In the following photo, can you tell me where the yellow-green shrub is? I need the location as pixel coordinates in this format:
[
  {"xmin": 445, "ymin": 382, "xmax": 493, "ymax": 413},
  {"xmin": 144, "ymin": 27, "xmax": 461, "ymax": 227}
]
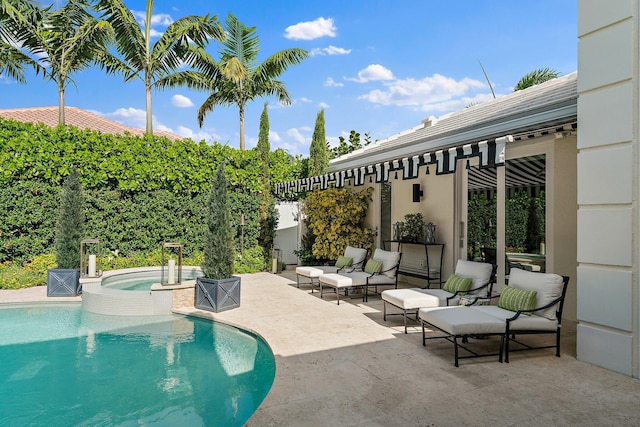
[{"xmin": 303, "ymin": 187, "xmax": 375, "ymax": 260}]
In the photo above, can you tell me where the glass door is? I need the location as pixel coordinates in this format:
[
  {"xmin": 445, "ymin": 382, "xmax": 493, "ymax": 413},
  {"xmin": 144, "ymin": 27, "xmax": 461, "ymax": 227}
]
[{"xmin": 380, "ymin": 182, "xmax": 392, "ymax": 247}]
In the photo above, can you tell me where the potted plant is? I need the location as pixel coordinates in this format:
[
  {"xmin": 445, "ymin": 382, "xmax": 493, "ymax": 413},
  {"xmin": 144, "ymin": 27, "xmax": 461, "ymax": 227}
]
[
  {"xmin": 47, "ymin": 168, "xmax": 84, "ymax": 296},
  {"xmin": 400, "ymin": 213, "xmax": 425, "ymax": 242},
  {"xmin": 195, "ymin": 163, "xmax": 241, "ymax": 312}
]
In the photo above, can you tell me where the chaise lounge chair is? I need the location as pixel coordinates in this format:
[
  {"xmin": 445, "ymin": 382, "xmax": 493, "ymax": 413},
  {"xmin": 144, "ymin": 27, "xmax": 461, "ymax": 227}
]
[
  {"xmin": 295, "ymin": 246, "xmax": 368, "ymax": 292},
  {"xmin": 419, "ymin": 268, "xmax": 569, "ymax": 366},
  {"xmin": 381, "ymin": 259, "xmax": 496, "ymax": 333},
  {"xmin": 318, "ymin": 248, "xmax": 402, "ymax": 304}
]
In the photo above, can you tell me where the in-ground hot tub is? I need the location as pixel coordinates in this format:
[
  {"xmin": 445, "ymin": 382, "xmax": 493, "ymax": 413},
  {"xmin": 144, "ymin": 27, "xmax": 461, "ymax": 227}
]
[{"xmin": 81, "ymin": 266, "xmax": 203, "ymax": 316}]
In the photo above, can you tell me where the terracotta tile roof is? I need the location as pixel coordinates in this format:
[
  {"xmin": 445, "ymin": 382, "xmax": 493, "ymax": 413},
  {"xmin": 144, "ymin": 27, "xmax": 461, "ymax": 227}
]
[{"xmin": 0, "ymin": 106, "xmax": 183, "ymax": 140}]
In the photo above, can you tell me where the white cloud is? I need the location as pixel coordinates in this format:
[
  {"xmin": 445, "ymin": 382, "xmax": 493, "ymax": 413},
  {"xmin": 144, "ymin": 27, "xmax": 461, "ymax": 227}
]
[
  {"xmin": 359, "ymin": 74, "xmax": 486, "ymax": 109},
  {"xmin": 175, "ymin": 125, "xmax": 216, "ymax": 142},
  {"xmin": 324, "ymin": 77, "xmax": 343, "ymax": 87},
  {"xmin": 150, "ymin": 13, "xmax": 173, "ymax": 26},
  {"xmin": 103, "ymin": 107, "xmax": 148, "ymax": 129},
  {"xmin": 286, "ymin": 128, "xmax": 306, "ymax": 143},
  {"xmin": 319, "ymin": 102, "xmax": 330, "ymax": 109},
  {"xmin": 310, "ymin": 45, "xmax": 351, "ymax": 56},
  {"xmin": 269, "ymin": 131, "xmax": 282, "ymax": 142},
  {"xmin": 284, "ymin": 17, "xmax": 336, "ymax": 40},
  {"xmin": 171, "ymin": 94, "xmax": 194, "ymax": 108},
  {"xmin": 298, "ymin": 97, "xmax": 312, "ymax": 103},
  {"xmin": 131, "ymin": 11, "xmax": 173, "ymax": 38},
  {"xmin": 347, "ymin": 64, "xmax": 394, "ymax": 83}
]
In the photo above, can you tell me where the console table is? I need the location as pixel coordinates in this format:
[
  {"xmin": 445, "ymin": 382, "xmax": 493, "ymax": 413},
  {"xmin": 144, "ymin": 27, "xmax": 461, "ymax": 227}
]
[{"xmin": 383, "ymin": 240, "xmax": 445, "ymax": 288}]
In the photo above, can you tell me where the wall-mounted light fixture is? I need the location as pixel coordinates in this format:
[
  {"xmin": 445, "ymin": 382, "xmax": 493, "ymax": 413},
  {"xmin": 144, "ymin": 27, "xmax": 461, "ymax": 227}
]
[{"xmin": 412, "ymin": 183, "xmax": 423, "ymax": 202}]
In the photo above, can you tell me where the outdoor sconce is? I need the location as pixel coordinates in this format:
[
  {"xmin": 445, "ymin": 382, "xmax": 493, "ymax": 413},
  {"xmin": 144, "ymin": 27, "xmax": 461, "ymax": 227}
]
[
  {"xmin": 413, "ymin": 183, "xmax": 424, "ymax": 202},
  {"xmin": 161, "ymin": 242, "xmax": 183, "ymax": 285},
  {"xmin": 80, "ymin": 238, "xmax": 102, "ymax": 278}
]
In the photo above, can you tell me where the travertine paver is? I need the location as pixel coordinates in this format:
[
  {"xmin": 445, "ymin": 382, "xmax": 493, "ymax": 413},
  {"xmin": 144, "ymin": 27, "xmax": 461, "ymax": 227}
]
[{"xmin": 3, "ymin": 271, "xmax": 640, "ymax": 426}]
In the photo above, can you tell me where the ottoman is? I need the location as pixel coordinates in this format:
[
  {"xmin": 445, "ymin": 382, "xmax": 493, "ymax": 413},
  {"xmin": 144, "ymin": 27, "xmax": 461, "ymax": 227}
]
[
  {"xmin": 418, "ymin": 306, "xmax": 506, "ymax": 366},
  {"xmin": 318, "ymin": 273, "xmax": 354, "ymax": 305},
  {"xmin": 296, "ymin": 266, "xmax": 339, "ymax": 292}
]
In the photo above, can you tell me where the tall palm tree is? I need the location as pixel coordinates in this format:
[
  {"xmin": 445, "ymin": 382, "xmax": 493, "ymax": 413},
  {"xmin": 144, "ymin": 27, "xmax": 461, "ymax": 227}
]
[
  {"xmin": 196, "ymin": 13, "xmax": 308, "ymax": 150},
  {"xmin": 0, "ymin": 0, "xmax": 43, "ymax": 83},
  {"xmin": 2, "ymin": 0, "xmax": 113, "ymax": 125},
  {"xmin": 514, "ymin": 68, "xmax": 560, "ymax": 91},
  {"xmin": 95, "ymin": 0, "xmax": 225, "ymax": 136}
]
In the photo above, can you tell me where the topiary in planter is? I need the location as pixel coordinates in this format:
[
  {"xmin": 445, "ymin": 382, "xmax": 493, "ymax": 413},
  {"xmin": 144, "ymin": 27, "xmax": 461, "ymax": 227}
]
[
  {"xmin": 196, "ymin": 163, "xmax": 240, "ymax": 312},
  {"xmin": 48, "ymin": 168, "xmax": 84, "ymax": 296}
]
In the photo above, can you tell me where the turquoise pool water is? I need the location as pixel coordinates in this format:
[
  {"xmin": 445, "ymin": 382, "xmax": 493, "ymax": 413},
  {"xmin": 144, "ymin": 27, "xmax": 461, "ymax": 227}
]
[{"xmin": 0, "ymin": 304, "xmax": 275, "ymax": 426}]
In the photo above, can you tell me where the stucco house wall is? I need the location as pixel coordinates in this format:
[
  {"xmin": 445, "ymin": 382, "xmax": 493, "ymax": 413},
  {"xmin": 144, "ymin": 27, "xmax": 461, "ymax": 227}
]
[{"xmin": 576, "ymin": 0, "xmax": 638, "ymax": 376}]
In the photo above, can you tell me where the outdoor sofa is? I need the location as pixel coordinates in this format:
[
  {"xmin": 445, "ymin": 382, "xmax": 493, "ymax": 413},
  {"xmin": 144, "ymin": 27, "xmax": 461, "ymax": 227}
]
[
  {"xmin": 419, "ymin": 268, "xmax": 570, "ymax": 366},
  {"xmin": 318, "ymin": 248, "xmax": 402, "ymax": 305},
  {"xmin": 295, "ymin": 246, "xmax": 368, "ymax": 292},
  {"xmin": 381, "ymin": 259, "xmax": 496, "ymax": 333}
]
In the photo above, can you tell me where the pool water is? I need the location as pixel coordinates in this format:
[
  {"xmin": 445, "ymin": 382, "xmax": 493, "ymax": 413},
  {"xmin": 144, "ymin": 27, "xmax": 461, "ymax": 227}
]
[{"xmin": 0, "ymin": 304, "xmax": 275, "ymax": 426}]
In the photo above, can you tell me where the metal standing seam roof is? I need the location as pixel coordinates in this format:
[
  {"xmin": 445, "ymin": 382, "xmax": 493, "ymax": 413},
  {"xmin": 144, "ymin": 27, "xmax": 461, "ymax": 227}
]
[
  {"xmin": 329, "ymin": 72, "xmax": 578, "ymax": 172},
  {"xmin": 0, "ymin": 106, "xmax": 184, "ymax": 140}
]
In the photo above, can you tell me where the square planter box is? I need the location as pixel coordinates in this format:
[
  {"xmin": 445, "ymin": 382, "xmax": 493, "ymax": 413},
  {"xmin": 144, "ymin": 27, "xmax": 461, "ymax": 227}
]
[
  {"xmin": 47, "ymin": 268, "xmax": 81, "ymax": 297},
  {"xmin": 195, "ymin": 276, "xmax": 241, "ymax": 313}
]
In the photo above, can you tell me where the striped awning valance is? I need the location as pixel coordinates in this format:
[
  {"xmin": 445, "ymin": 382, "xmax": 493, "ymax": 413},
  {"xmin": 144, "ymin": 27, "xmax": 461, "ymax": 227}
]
[{"xmin": 275, "ymin": 136, "xmax": 510, "ymax": 195}]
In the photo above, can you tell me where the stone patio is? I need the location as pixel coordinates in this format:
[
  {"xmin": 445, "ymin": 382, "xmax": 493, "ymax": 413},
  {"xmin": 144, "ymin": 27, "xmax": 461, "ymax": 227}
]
[{"xmin": 2, "ymin": 270, "xmax": 639, "ymax": 426}]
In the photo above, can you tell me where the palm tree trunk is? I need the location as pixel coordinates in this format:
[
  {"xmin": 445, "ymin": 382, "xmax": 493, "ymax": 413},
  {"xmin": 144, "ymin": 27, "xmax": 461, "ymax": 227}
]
[
  {"xmin": 145, "ymin": 82, "xmax": 153, "ymax": 136},
  {"xmin": 239, "ymin": 104, "xmax": 245, "ymax": 150},
  {"xmin": 58, "ymin": 83, "xmax": 65, "ymax": 126}
]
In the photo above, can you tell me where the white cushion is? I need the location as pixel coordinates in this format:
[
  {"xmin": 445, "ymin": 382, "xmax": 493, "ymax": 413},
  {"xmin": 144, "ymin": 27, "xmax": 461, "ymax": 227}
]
[
  {"xmin": 343, "ymin": 246, "xmax": 368, "ymax": 268},
  {"xmin": 382, "ymin": 288, "xmax": 441, "ymax": 309},
  {"xmin": 473, "ymin": 306, "xmax": 558, "ymax": 331},
  {"xmin": 419, "ymin": 306, "xmax": 505, "ymax": 335},
  {"xmin": 420, "ymin": 288, "xmax": 461, "ymax": 306},
  {"xmin": 319, "ymin": 273, "xmax": 353, "ymax": 288},
  {"xmin": 372, "ymin": 248, "xmax": 401, "ymax": 279},
  {"xmin": 296, "ymin": 266, "xmax": 338, "ymax": 278},
  {"xmin": 328, "ymin": 271, "xmax": 370, "ymax": 286},
  {"xmin": 508, "ymin": 268, "xmax": 564, "ymax": 320},
  {"xmin": 454, "ymin": 259, "xmax": 494, "ymax": 294}
]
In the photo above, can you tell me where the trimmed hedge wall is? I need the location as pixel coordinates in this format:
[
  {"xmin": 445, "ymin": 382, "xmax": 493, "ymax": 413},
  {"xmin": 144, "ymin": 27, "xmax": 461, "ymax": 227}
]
[{"xmin": 0, "ymin": 117, "xmax": 303, "ymax": 266}]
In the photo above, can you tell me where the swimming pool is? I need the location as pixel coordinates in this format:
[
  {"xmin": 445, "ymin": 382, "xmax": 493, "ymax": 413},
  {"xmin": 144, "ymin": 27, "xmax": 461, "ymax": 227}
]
[{"xmin": 0, "ymin": 303, "xmax": 275, "ymax": 426}]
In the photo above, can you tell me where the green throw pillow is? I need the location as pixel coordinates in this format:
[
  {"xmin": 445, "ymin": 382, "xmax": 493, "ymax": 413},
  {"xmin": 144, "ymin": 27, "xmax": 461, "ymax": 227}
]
[
  {"xmin": 498, "ymin": 286, "xmax": 538, "ymax": 314},
  {"xmin": 364, "ymin": 259, "xmax": 383, "ymax": 274},
  {"xmin": 443, "ymin": 274, "xmax": 473, "ymax": 295},
  {"xmin": 335, "ymin": 256, "xmax": 353, "ymax": 269}
]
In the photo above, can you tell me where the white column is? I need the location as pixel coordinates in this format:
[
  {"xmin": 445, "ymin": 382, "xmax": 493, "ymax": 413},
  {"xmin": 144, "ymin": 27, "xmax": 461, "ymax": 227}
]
[
  {"xmin": 168, "ymin": 259, "xmax": 176, "ymax": 284},
  {"xmin": 88, "ymin": 254, "xmax": 97, "ymax": 277}
]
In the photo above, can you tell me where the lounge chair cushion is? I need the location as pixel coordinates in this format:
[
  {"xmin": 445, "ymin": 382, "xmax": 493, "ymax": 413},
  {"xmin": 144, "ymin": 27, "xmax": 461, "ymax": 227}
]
[
  {"xmin": 382, "ymin": 288, "xmax": 442, "ymax": 309},
  {"xmin": 419, "ymin": 306, "xmax": 506, "ymax": 335},
  {"xmin": 443, "ymin": 274, "xmax": 473, "ymax": 295},
  {"xmin": 454, "ymin": 260, "xmax": 494, "ymax": 294},
  {"xmin": 473, "ymin": 306, "xmax": 559, "ymax": 331},
  {"xmin": 335, "ymin": 256, "xmax": 353, "ymax": 269},
  {"xmin": 372, "ymin": 248, "xmax": 401, "ymax": 278},
  {"xmin": 364, "ymin": 259, "xmax": 383, "ymax": 274},
  {"xmin": 508, "ymin": 268, "xmax": 564, "ymax": 320},
  {"xmin": 498, "ymin": 285, "xmax": 537, "ymax": 314},
  {"xmin": 296, "ymin": 266, "xmax": 338, "ymax": 278},
  {"xmin": 344, "ymin": 246, "xmax": 368, "ymax": 268},
  {"xmin": 319, "ymin": 273, "xmax": 353, "ymax": 289}
]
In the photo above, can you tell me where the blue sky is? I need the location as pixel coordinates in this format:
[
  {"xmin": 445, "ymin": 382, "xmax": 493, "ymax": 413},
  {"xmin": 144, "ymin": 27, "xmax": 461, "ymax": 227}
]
[{"xmin": 1, "ymin": 0, "xmax": 578, "ymax": 156}]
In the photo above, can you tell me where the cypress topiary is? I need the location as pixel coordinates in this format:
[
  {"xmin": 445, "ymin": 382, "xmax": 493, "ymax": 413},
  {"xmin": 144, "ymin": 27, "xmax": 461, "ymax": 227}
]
[
  {"xmin": 54, "ymin": 168, "xmax": 85, "ymax": 269},
  {"xmin": 202, "ymin": 163, "xmax": 235, "ymax": 279}
]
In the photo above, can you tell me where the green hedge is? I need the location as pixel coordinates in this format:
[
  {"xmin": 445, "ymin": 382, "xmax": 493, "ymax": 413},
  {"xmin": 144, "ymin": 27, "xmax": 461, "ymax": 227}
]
[
  {"xmin": 0, "ymin": 118, "xmax": 304, "ymax": 270},
  {"xmin": 0, "ymin": 117, "xmax": 302, "ymax": 194}
]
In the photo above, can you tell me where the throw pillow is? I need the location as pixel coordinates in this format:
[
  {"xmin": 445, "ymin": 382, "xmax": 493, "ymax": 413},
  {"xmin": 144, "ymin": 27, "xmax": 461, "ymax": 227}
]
[
  {"xmin": 364, "ymin": 259, "xmax": 383, "ymax": 275},
  {"xmin": 335, "ymin": 256, "xmax": 353, "ymax": 269},
  {"xmin": 498, "ymin": 285, "xmax": 538, "ymax": 314},
  {"xmin": 443, "ymin": 274, "xmax": 473, "ymax": 295}
]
